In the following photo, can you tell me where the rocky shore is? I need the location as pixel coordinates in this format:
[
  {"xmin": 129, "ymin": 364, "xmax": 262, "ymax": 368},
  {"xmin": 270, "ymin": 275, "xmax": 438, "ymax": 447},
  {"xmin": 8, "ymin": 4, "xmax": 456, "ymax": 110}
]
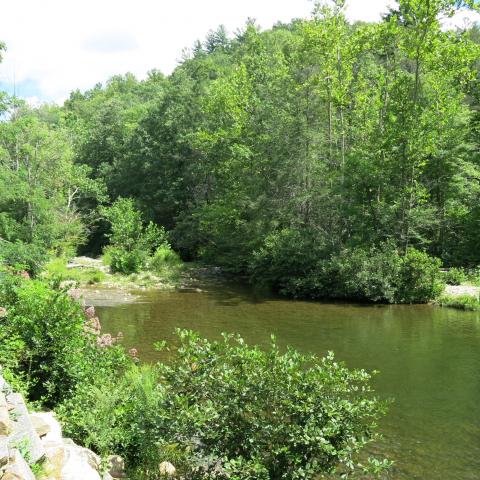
[{"xmin": 0, "ymin": 373, "xmax": 126, "ymax": 480}]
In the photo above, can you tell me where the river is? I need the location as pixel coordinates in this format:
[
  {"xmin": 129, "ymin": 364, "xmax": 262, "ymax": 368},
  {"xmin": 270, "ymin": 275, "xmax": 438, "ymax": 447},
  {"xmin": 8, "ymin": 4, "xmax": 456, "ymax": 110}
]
[{"xmin": 88, "ymin": 280, "xmax": 480, "ymax": 479}]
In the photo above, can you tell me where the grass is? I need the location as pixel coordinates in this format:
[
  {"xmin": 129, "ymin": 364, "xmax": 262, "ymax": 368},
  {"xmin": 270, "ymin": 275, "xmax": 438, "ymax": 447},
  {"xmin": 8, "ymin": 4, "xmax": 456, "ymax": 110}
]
[
  {"xmin": 437, "ymin": 294, "xmax": 480, "ymax": 311},
  {"xmin": 42, "ymin": 257, "xmax": 106, "ymax": 285}
]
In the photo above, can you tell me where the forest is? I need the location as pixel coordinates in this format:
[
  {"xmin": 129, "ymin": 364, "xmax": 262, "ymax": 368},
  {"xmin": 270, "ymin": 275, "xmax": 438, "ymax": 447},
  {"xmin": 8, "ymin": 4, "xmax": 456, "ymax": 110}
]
[{"xmin": 1, "ymin": 0, "xmax": 480, "ymax": 301}]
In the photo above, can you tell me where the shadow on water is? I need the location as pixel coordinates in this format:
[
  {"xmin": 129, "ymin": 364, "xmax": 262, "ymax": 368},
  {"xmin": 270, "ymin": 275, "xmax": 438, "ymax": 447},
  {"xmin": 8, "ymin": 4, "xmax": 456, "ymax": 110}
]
[{"xmin": 89, "ymin": 281, "xmax": 480, "ymax": 480}]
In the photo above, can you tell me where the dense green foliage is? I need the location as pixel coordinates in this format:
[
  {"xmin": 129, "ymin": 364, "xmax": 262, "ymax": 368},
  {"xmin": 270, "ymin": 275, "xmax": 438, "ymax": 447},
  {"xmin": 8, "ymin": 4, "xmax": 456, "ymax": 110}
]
[
  {"xmin": 61, "ymin": 330, "xmax": 390, "ymax": 479},
  {"xmin": 0, "ymin": 275, "xmax": 128, "ymax": 404},
  {"xmin": 2, "ymin": 0, "xmax": 480, "ymax": 300},
  {"xmin": 0, "ymin": 275, "xmax": 389, "ymax": 478}
]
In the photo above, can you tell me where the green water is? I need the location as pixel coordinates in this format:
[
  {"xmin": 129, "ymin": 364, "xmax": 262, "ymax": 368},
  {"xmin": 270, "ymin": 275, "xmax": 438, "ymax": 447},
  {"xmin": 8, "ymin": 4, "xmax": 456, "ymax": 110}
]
[{"xmin": 93, "ymin": 282, "xmax": 480, "ymax": 479}]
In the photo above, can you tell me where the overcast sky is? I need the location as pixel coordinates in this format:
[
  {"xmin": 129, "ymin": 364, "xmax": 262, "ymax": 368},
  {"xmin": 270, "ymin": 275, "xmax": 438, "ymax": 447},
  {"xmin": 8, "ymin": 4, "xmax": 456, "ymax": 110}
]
[{"xmin": 0, "ymin": 0, "xmax": 478, "ymax": 104}]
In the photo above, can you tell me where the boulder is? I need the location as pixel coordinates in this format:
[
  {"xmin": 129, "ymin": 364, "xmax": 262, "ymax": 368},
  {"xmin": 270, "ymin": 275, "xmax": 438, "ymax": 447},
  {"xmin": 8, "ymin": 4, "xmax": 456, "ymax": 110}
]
[
  {"xmin": 2, "ymin": 449, "xmax": 35, "ymax": 480},
  {"xmin": 107, "ymin": 455, "xmax": 127, "ymax": 478},
  {"xmin": 44, "ymin": 443, "xmax": 102, "ymax": 480},
  {"xmin": 159, "ymin": 461, "xmax": 176, "ymax": 476},
  {"xmin": 29, "ymin": 414, "xmax": 51, "ymax": 437},
  {"xmin": 0, "ymin": 437, "xmax": 8, "ymax": 467},
  {"xmin": 0, "ymin": 393, "xmax": 11, "ymax": 436},
  {"xmin": 31, "ymin": 412, "xmax": 62, "ymax": 443},
  {"xmin": 6, "ymin": 393, "xmax": 45, "ymax": 463}
]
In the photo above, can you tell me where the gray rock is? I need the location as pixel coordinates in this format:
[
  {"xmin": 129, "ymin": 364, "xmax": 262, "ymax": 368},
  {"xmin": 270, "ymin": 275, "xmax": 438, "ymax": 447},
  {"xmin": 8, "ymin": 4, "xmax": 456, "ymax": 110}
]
[
  {"xmin": 30, "ymin": 413, "xmax": 51, "ymax": 437},
  {"xmin": 0, "ymin": 436, "xmax": 8, "ymax": 467},
  {"xmin": 0, "ymin": 392, "xmax": 11, "ymax": 436},
  {"xmin": 3, "ymin": 448, "xmax": 35, "ymax": 480},
  {"xmin": 6, "ymin": 393, "xmax": 45, "ymax": 463},
  {"xmin": 44, "ymin": 443, "xmax": 102, "ymax": 480},
  {"xmin": 107, "ymin": 454, "xmax": 127, "ymax": 478}
]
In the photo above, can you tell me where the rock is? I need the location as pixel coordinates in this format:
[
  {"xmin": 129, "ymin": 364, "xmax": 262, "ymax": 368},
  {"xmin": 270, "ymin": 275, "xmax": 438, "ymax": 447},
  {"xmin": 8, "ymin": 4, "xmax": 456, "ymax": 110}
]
[
  {"xmin": 1, "ymin": 473, "xmax": 23, "ymax": 480},
  {"xmin": 44, "ymin": 444, "xmax": 102, "ymax": 480},
  {"xmin": 30, "ymin": 414, "xmax": 51, "ymax": 437},
  {"xmin": 31, "ymin": 412, "xmax": 62, "ymax": 443},
  {"xmin": 61, "ymin": 438, "xmax": 76, "ymax": 446},
  {"xmin": 3, "ymin": 449, "xmax": 35, "ymax": 480},
  {"xmin": 6, "ymin": 393, "xmax": 45, "ymax": 463},
  {"xmin": 0, "ymin": 437, "xmax": 8, "ymax": 467},
  {"xmin": 159, "ymin": 461, "xmax": 176, "ymax": 476},
  {"xmin": 0, "ymin": 393, "xmax": 11, "ymax": 436},
  {"xmin": 107, "ymin": 454, "xmax": 126, "ymax": 478}
]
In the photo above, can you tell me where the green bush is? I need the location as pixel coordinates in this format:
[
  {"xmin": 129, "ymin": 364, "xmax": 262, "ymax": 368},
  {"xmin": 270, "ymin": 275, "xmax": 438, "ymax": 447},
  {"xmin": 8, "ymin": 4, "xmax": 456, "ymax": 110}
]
[
  {"xmin": 442, "ymin": 267, "xmax": 467, "ymax": 286},
  {"xmin": 149, "ymin": 245, "xmax": 182, "ymax": 270},
  {"xmin": 396, "ymin": 249, "xmax": 444, "ymax": 303},
  {"xmin": 0, "ymin": 274, "xmax": 128, "ymax": 406},
  {"xmin": 108, "ymin": 246, "xmax": 147, "ymax": 275},
  {"xmin": 252, "ymin": 237, "xmax": 443, "ymax": 304},
  {"xmin": 62, "ymin": 330, "xmax": 390, "ymax": 480},
  {"xmin": 249, "ymin": 229, "xmax": 322, "ymax": 290},
  {"xmin": 0, "ymin": 240, "xmax": 48, "ymax": 276},
  {"xmin": 101, "ymin": 198, "xmax": 174, "ymax": 275}
]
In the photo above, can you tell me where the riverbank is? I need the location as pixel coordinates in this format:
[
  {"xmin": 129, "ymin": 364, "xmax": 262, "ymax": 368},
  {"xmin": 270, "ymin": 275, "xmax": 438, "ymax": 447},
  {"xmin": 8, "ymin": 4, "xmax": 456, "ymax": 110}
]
[
  {"xmin": 43, "ymin": 255, "xmax": 186, "ymax": 290},
  {"xmin": 0, "ymin": 373, "xmax": 124, "ymax": 480},
  {"xmin": 436, "ymin": 284, "xmax": 480, "ymax": 311}
]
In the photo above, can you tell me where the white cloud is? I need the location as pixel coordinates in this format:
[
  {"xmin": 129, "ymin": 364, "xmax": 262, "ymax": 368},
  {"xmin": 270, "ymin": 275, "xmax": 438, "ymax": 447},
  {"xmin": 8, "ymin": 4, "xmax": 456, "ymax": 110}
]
[{"xmin": 0, "ymin": 0, "xmax": 477, "ymax": 104}]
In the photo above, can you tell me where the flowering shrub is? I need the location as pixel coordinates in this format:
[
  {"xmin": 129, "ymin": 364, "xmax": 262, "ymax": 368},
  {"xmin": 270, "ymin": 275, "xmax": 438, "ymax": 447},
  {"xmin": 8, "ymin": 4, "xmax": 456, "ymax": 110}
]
[{"xmin": 0, "ymin": 274, "xmax": 129, "ymax": 406}]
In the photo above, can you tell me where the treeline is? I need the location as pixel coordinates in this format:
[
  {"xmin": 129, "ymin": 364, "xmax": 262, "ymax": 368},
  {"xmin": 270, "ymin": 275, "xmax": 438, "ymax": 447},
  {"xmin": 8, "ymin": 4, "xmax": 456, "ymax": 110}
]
[{"xmin": 1, "ymin": 0, "xmax": 480, "ymax": 301}]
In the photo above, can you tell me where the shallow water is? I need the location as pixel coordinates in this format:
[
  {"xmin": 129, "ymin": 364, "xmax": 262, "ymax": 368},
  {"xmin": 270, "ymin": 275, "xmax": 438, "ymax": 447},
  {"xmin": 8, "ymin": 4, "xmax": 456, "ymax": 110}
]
[{"xmin": 91, "ymin": 282, "xmax": 480, "ymax": 479}]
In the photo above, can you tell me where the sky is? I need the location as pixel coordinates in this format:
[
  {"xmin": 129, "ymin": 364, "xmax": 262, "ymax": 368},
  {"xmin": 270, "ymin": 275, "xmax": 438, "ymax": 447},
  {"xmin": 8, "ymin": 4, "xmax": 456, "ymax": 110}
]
[{"xmin": 0, "ymin": 0, "xmax": 478, "ymax": 105}]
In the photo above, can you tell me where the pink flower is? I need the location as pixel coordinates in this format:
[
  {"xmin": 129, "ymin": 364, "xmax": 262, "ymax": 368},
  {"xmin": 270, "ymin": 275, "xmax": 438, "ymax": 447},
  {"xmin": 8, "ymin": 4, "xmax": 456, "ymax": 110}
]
[
  {"xmin": 84, "ymin": 306, "xmax": 96, "ymax": 319},
  {"xmin": 97, "ymin": 333, "xmax": 113, "ymax": 347},
  {"xmin": 67, "ymin": 288, "xmax": 81, "ymax": 300},
  {"xmin": 85, "ymin": 316, "xmax": 101, "ymax": 335},
  {"xmin": 129, "ymin": 348, "xmax": 138, "ymax": 358},
  {"xmin": 0, "ymin": 307, "xmax": 7, "ymax": 318}
]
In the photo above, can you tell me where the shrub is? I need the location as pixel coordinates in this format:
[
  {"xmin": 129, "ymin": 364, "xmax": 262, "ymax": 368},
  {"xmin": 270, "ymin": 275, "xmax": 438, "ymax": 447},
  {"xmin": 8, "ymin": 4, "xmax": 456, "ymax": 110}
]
[
  {"xmin": 249, "ymin": 229, "xmax": 322, "ymax": 290},
  {"xmin": 252, "ymin": 236, "xmax": 443, "ymax": 304},
  {"xmin": 0, "ymin": 274, "xmax": 128, "ymax": 406},
  {"xmin": 149, "ymin": 245, "xmax": 182, "ymax": 270},
  {"xmin": 61, "ymin": 330, "xmax": 390, "ymax": 480},
  {"xmin": 108, "ymin": 246, "xmax": 147, "ymax": 275},
  {"xmin": 0, "ymin": 240, "xmax": 48, "ymax": 276},
  {"xmin": 101, "ymin": 198, "xmax": 173, "ymax": 275},
  {"xmin": 442, "ymin": 267, "xmax": 466, "ymax": 286},
  {"xmin": 395, "ymin": 249, "xmax": 444, "ymax": 303}
]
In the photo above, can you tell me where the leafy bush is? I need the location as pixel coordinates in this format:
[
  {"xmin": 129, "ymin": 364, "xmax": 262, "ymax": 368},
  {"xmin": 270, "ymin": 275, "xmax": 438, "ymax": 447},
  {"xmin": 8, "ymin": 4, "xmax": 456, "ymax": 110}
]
[
  {"xmin": 252, "ymin": 237, "xmax": 443, "ymax": 304},
  {"xmin": 249, "ymin": 229, "xmax": 323, "ymax": 290},
  {"xmin": 149, "ymin": 245, "xmax": 182, "ymax": 270},
  {"xmin": 442, "ymin": 267, "xmax": 466, "ymax": 286},
  {"xmin": 101, "ymin": 198, "xmax": 175, "ymax": 275},
  {"xmin": 62, "ymin": 330, "xmax": 390, "ymax": 480},
  {"xmin": 396, "ymin": 249, "xmax": 444, "ymax": 303},
  {"xmin": 0, "ymin": 240, "xmax": 48, "ymax": 276},
  {"xmin": 0, "ymin": 274, "xmax": 128, "ymax": 406},
  {"xmin": 107, "ymin": 246, "xmax": 148, "ymax": 275}
]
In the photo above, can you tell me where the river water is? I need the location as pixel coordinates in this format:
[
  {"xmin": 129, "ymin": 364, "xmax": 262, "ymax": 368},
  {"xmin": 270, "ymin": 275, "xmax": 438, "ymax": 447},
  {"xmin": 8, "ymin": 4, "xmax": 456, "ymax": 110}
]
[{"xmin": 92, "ymin": 281, "xmax": 480, "ymax": 479}]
